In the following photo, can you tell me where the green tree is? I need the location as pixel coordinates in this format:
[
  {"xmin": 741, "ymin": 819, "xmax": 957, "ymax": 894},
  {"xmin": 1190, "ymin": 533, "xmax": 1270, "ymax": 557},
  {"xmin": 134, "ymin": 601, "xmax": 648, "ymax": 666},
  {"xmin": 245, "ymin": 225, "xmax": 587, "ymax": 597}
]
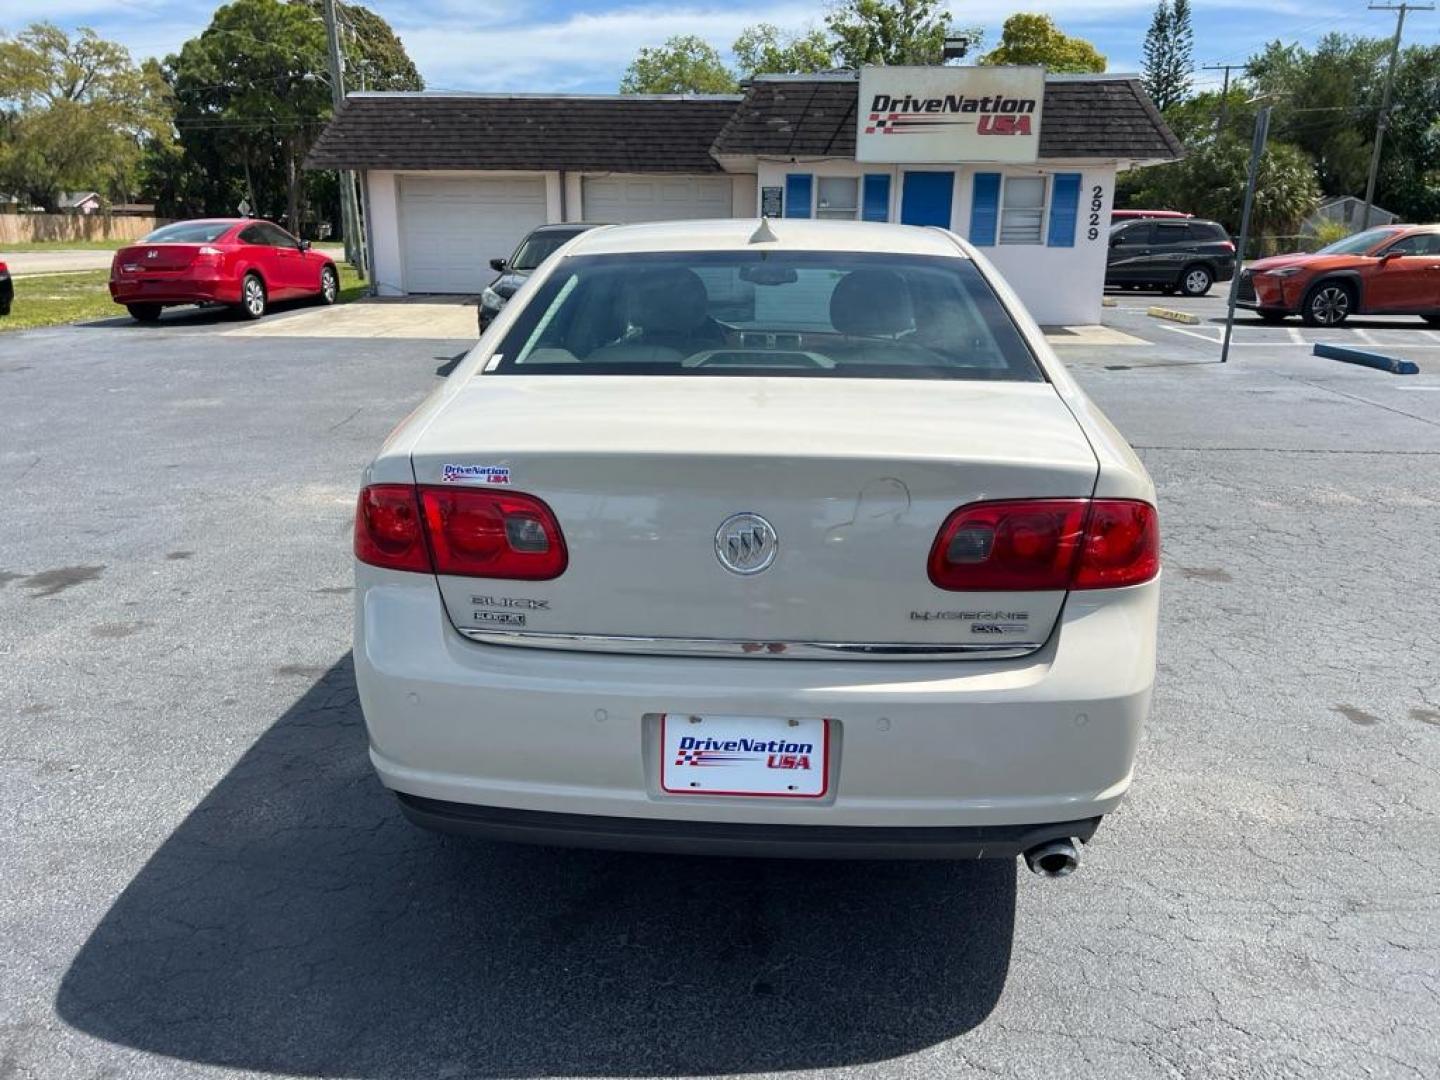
[
  {"xmin": 1142, "ymin": 0, "xmax": 1193, "ymax": 112},
  {"xmin": 1122, "ymin": 135, "xmax": 1321, "ymax": 239},
  {"xmin": 825, "ymin": 0, "xmax": 977, "ymax": 69},
  {"xmin": 318, "ymin": 1, "xmax": 424, "ymax": 91},
  {"xmin": 158, "ymin": 0, "xmax": 421, "ymax": 232},
  {"xmin": 619, "ymin": 35, "xmax": 737, "ymax": 93},
  {"xmin": 0, "ymin": 23, "xmax": 171, "ymax": 209},
  {"xmin": 1158, "ymin": 85, "xmax": 1252, "ymax": 143},
  {"xmin": 732, "ymin": 24, "xmax": 834, "ymax": 77},
  {"xmin": 979, "ymin": 14, "xmax": 1105, "ymax": 73},
  {"xmin": 1247, "ymin": 35, "xmax": 1390, "ymax": 197},
  {"xmin": 1378, "ymin": 43, "xmax": 1440, "ymax": 224}
]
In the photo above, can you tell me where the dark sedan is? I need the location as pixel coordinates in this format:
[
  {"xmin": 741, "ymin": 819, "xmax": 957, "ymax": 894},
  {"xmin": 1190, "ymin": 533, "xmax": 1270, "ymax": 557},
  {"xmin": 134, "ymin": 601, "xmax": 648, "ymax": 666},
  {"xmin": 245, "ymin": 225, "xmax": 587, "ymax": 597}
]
[{"xmin": 478, "ymin": 222, "xmax": 607, "ymax": 334}]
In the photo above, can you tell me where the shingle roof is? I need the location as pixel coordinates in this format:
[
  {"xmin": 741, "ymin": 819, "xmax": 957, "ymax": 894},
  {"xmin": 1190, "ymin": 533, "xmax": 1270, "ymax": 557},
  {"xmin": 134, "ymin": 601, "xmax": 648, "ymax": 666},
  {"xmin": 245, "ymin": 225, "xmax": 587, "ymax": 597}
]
[
  {"xmin": 305, "ymin": 94, "xmax": 742, "ymax": 173},
  {"xmin": 710, "ymin": 75, "xmax": 1183, "ymax": 163}
]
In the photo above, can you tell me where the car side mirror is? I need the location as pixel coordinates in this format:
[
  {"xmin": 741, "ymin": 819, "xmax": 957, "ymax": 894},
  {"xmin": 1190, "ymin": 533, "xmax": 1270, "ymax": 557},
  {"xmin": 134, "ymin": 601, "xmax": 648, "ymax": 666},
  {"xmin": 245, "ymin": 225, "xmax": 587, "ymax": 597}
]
[
  {"xmin": 489, "ymin": 258, "xmax": 507, "ymax": 272},
  {"xmin": 298, "ymin": 239, "xmax": 312, "ymax": 252},
  {"xmin": 1378, "ymin": 250, "xmax": 1398, "ymax": 263}
]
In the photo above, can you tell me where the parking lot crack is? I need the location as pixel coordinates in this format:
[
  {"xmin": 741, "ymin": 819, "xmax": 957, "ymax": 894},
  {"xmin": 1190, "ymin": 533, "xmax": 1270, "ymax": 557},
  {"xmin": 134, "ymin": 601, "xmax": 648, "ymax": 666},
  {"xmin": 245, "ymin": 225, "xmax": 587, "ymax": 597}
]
[
  {"xmin": 1281, "ymin": 373, "xmax": 1440, "ymax": 430},
  {"xmin": 328, "ymin": 406, "xmax": 363, "ymax": 432}
]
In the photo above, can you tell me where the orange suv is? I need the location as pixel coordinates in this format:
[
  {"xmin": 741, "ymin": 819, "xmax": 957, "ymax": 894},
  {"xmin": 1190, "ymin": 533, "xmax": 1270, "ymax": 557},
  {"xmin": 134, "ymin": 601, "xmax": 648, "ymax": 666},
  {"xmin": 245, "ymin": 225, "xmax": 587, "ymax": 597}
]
[{"xmin": 1238, "ymin": 224, "xmax": 1440, "ymax": 327}]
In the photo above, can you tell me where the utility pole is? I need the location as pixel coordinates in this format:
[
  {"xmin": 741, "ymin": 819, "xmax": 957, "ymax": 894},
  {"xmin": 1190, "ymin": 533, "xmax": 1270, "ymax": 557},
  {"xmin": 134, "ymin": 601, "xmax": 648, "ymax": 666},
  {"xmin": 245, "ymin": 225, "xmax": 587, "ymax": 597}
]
[
  {"xmin": 321, "ymin": 0, "xmax": 366, "ymax": 277},
  {"xmin": 1220, "ymin": 104, "xmax": 1272, "ymax": 365},
  {"xmin": 1361, "ymin": 3, "xmax": 1432, "ymax": 231},
  {"xmin": 1201, "ymin": 64, "xmax": 1243, "ymax": 133}
]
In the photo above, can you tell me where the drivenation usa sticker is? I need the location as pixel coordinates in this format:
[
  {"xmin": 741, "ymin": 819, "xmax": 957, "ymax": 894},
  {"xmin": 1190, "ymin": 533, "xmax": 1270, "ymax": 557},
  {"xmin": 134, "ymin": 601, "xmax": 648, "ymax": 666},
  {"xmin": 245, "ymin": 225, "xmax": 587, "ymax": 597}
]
[{"xmin": 441, "ymin": 464, "xmax": 511, "ymax": 485}]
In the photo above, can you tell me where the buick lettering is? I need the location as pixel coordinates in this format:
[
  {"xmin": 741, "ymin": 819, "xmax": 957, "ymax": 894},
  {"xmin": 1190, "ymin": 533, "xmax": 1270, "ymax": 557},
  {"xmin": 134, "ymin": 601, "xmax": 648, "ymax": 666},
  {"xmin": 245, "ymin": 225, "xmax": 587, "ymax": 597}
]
[{"xmin": 353, "ymin": 219, "xmax": 1160, "ymax": 876}]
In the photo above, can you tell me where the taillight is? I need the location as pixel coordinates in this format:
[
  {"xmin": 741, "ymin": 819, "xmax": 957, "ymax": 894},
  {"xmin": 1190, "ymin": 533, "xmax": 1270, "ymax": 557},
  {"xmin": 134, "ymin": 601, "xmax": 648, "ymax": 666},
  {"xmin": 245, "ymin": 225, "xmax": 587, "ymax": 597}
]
[
  {"xmin": 928, "ymin": 498, "xmax": 1158, "ymax": 591},
  {"xmin": 1220, "ymin": 241, "xmax": 1236, "ymax": 253},
  {"xmin": 1071, "ymin": 500, "xmax": 1160, "ymax": 589},
  {"xmin": 419, "ymin": 487, "xmax": 567, "ymax": 580},
  {"xmin": 354, "ymin": 483, "xmax": 567, "ymax": 579},
  {"xmin": 354, "ymin": 485, "xmax": 428, "ymax": 572},
  {"xmin": 196, "ymin": 245, "xmax": 223, "ymax": 260}
]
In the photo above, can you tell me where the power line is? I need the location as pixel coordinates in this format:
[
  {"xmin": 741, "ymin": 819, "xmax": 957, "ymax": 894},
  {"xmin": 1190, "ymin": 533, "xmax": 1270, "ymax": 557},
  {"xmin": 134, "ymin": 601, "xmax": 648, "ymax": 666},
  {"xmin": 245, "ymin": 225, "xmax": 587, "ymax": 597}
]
[{"xmin": 1200, "ymin": 63, "xmax": 1243, "ymax": 131}]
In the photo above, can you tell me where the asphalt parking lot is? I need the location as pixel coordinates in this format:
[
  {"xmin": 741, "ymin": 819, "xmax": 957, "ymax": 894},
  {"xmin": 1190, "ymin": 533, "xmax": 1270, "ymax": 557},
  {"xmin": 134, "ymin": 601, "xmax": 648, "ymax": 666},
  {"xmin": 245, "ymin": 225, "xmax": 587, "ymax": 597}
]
[
  {"xmin": 1102, "ymin": 287, "xmax": 1440, "ymax": 374},
  {"xmin": 2, "ymin": 303, "xmax": 1439, "ymax": 1079}
]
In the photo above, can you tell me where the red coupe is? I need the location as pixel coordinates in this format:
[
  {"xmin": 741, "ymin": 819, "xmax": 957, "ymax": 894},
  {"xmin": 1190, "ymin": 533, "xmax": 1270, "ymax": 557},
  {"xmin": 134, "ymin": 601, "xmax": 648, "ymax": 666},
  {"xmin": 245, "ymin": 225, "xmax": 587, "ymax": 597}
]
[
  {"xmin": 1238, "ymin": 224, "xmax": 1440, "ymax": 326},
  {"xmin": 110, "ymin": 218, "xmax": 339, "ymax": 323}
]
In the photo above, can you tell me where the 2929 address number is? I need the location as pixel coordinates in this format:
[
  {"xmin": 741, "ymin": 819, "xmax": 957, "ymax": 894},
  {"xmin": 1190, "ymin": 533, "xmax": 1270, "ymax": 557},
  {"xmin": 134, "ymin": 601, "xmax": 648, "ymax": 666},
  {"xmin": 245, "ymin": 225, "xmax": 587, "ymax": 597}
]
[{"xmin": 1086, "ymin": 184, "xmax": 1104, "ymax": 241}]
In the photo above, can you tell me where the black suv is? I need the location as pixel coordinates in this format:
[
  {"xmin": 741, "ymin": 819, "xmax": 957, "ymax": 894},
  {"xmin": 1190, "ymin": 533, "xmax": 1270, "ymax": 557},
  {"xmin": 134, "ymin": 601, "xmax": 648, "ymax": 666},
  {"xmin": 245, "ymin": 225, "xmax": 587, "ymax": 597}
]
[
  {"xmin": 1106, "ymin": 218, "xmax": 1236, "ymax": 296},
  {"xmin": 478, "ymin": 222, "xmax": 607, "ymax": 334}
]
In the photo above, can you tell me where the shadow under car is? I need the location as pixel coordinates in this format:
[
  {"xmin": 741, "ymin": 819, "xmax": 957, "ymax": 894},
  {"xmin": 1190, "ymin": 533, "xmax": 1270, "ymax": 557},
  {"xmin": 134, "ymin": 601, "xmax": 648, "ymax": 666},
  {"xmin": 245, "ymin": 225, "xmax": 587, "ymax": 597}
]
[{"xmin": 57, "ymin": 656, "xmax": 1017, "ymax": 1078}]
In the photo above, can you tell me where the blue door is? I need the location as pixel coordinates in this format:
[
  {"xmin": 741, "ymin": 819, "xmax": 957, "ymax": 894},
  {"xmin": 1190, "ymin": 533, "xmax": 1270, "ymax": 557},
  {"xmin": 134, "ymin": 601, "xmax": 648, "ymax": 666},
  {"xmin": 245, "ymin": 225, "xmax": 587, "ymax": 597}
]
[{"xmin": 900, "ymin": 171, "xmax": 955, "ymax": 228}]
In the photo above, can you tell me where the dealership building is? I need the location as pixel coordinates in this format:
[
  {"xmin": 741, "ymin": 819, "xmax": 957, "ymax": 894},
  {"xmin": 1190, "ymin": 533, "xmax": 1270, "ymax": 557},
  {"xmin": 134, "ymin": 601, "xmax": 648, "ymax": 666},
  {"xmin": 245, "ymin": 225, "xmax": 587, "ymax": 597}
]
[{"xmin": 306, "ymin": 67, "xmax": 1181, "ymax": 325}]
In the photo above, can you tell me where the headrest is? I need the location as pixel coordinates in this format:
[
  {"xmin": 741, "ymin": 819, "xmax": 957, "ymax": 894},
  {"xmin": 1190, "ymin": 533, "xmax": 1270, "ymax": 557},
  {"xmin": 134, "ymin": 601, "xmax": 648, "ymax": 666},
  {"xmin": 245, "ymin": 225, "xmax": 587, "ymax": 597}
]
[
  {"xmin": 626, "ymin": 269, "xmax": 709, "ymax": 334},
  {"xmin": 829, "ymin": 270, "xmax": 915, "ymax": 336}
]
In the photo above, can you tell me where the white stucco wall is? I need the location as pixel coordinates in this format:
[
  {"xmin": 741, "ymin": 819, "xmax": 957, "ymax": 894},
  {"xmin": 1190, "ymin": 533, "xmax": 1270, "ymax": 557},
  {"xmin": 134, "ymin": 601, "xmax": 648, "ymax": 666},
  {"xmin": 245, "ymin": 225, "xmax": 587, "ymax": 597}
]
[
  {"xmin": 365, "ymin": 170, "xmax": 402, "ymax": 296},
  {"xmin": 366, "ymin": 162, "xmax": 1117, "ymax": 321},
  {"xmin": 753, "ymin": 159, "xmax": 1117, "ymax": 326}
]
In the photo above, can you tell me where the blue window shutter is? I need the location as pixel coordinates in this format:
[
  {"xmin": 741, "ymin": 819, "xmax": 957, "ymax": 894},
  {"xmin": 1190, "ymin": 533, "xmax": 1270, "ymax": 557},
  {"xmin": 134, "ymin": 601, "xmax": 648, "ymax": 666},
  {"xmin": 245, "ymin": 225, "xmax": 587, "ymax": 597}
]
[
  {"xmin": 862, "ymin": 174, "xmax": 891, "ymax": 222},
  {"xmin": 784, "ymin": 174, "xmax": 812, "ymax": 219},
  {"xmin": 899, "ymin": 171, "xmax": 954, "ymax": 227},
  {"xmin": 970, "ymin": 173, "xmax": 1000, "ymax": 246},
  {"xmin": 1047, "ymin": 173, "xmax": 1081, "ymax": 247}
]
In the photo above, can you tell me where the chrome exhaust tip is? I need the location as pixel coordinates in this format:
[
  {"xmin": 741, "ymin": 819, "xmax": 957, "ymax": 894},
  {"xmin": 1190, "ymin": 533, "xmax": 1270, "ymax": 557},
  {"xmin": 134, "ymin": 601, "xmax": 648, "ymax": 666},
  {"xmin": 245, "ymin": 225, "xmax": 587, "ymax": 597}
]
[{"xmin": 1023, "ymin": 838, "xmax": 1080, "ymax": 878}]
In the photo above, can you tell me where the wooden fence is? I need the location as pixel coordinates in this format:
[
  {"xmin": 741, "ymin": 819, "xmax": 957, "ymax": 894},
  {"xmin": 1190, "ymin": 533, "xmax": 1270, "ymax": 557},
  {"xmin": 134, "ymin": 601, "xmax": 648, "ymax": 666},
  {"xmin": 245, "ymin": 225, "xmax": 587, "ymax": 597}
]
[{"xmin": 0, "ymin": 214, "xmax": 172, "ymax": 245}]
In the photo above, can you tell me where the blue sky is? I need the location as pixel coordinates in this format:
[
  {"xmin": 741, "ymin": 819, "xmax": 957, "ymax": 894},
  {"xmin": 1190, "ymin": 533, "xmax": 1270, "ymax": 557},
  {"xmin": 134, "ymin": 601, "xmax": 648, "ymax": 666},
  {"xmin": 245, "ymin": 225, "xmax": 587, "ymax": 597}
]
[{"xmin": 1, "ymin": 0, "xmax": 1425, "ymax": 94}]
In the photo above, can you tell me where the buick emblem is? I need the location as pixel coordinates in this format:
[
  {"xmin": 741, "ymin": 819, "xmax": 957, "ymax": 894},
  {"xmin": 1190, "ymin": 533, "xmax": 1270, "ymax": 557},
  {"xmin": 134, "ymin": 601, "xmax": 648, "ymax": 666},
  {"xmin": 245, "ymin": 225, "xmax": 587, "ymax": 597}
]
[
  {"xmin": 146, "ymin": 249, "xmax": 159, "ymax": 259},
  {"xmin": 715, "ymin": 512, "xmax": 778, "ymax": 575}
]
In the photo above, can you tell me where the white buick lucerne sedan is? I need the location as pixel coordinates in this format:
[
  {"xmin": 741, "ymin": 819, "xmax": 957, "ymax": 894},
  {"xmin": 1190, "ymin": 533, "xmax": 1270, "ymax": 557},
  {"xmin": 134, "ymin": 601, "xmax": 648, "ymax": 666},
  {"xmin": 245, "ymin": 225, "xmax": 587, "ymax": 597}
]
[{"xmin": 353, "ymin": 219, "xmax": 1158, "ymax": 876}]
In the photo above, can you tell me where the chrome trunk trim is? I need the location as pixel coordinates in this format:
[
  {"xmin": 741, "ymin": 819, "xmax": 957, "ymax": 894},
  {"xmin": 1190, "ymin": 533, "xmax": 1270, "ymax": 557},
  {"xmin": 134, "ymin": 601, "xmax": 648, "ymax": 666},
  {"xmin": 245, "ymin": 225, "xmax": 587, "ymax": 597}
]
[{"xmin": 456, "ymin": 628, "xmax": 1043, "ymax": 661}]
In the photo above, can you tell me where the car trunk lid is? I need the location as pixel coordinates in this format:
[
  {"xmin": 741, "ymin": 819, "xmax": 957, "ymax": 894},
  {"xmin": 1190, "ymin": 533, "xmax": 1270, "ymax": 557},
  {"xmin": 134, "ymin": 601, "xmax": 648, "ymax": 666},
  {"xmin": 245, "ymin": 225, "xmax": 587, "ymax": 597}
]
[
  {"xmin": 410, "ymin": 376, "xmax": 1099, "ymax": 657},
  {"xmin": 114, "ymin": 243, "xmax": 204, "ymax": 276}
]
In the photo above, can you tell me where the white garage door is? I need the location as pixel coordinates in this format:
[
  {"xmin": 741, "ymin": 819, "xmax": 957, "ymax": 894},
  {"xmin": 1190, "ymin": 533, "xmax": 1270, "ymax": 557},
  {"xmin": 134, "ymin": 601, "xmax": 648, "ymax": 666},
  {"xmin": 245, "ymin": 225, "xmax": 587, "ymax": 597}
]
[
  {"xmin": 582, "ymin": 175, "xmax": 733, "ymax": 223},
  {"xmin": 399, "ymin": 175, "xmax": 547, "ymax": 294}
]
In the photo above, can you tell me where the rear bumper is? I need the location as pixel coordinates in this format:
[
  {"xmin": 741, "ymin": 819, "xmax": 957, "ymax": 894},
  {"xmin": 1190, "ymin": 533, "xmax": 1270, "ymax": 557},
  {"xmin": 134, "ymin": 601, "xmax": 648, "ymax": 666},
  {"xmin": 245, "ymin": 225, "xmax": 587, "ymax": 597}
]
[
  {"xmin": 355, "ymin": 564, "xmax": 1158, "ymax": 845},
  {"xmin": 109, "ymin": 276, "xmax": 239, "ymax": 306},
  {"xmin": 396, "ymin": 793, "xmax": 1101, "ymax": 858}
]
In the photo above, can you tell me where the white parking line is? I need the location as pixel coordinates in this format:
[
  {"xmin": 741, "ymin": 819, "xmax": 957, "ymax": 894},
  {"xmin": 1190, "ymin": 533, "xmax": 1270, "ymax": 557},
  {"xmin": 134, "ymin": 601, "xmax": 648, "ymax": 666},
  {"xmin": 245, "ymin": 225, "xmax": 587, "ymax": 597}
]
[{"xmin": 1151, "ymin": 323, "xmax": 1440, "ymax": 350}]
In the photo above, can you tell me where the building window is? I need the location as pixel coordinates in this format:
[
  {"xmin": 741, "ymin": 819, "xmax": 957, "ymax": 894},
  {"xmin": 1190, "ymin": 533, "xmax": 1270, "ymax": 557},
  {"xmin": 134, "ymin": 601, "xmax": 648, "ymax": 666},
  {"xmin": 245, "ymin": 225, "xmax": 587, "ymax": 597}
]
[
  {"xmin": 1000, "ymin": 176, "xmax": 1047, "ymax": 245},
  {"xmin": 815, "ymin": 176, "xmax": 860, "ymax": 220}
]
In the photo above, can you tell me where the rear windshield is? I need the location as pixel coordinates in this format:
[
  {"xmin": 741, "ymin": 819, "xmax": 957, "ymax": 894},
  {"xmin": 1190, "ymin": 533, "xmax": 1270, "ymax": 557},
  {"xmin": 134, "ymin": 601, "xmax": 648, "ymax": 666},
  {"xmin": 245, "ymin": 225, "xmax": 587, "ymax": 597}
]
[
  {"xmin": 489, "ymin": 251, "xmax": 1042, "ymax": 381},
  {"xmin": 142, "ymin": 221, "xmax": 232, "ymax": 243}
]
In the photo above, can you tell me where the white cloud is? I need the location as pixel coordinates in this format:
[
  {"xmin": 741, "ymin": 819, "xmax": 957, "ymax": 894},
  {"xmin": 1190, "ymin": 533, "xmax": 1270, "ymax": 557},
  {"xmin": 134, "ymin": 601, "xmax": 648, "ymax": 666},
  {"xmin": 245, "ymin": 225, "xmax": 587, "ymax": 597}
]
[
  {"xmin": 401, "ymin": 2, "xmax": 823, "ymax": 91},
  {"xmin": 1, "ymin": 0, "xmax": 1363, "ymax": 94}
]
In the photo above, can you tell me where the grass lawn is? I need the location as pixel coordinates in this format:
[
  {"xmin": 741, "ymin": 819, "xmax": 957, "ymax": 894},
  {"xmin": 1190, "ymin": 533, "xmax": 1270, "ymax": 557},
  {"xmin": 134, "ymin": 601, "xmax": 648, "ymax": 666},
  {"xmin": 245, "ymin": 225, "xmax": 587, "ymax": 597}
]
[
  {"xmin": 1, "ymin": 238, "xmax": 133, "ymax": 252},
  {"xmin": 0, "ymin": 263, "xmax": 368, "ymax": 333}
]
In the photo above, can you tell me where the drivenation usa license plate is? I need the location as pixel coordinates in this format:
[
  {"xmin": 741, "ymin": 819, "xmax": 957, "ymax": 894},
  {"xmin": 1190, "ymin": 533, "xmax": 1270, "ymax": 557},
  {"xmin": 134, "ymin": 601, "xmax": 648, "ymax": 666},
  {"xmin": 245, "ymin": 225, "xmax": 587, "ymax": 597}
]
[{"xmin": 659, "ymin": 714, "xmax": 829, "ymax": 798}]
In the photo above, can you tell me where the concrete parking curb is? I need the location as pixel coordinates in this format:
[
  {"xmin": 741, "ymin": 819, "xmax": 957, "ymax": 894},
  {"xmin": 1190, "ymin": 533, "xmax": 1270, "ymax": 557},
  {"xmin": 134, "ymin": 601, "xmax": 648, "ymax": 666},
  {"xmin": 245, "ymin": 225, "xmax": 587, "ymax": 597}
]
[
  {"xmin": 1146, "ymin": 306, "xmax": 1201, "ymax": 325},
  {"xmin": 1313, "ymin": 342, "xmax": 1419, "ymax": 376},
  {"xmin": 1102, "ymin": 297, "xmax": 1117, "ymax": 308}
]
